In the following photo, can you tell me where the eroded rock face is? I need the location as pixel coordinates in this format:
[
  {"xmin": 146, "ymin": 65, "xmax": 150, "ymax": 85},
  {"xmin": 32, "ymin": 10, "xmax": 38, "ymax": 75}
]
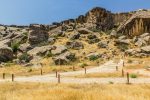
[
  {"xmin": 85, "ymin": 7, "xmax": 114, "ymax": 31},
  {"xmin": 29, "ymin": 24, "xmax": 49, "ymax": 45},
  {"xmin": 0, "ymin": 46, "xmax": 13, "ymax": 62},
  {"xmin": 117, "ymin": 11, "xmax": 150, "ymax": 36}
]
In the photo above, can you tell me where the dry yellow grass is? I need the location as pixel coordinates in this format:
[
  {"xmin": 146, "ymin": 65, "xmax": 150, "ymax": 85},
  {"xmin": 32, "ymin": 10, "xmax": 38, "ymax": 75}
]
[
  {"xmin": 74, "ymin": 72, "xmax": 122, "ymax": 78},
  {"xmin": 0, "ymin": 82, "xmax": 150, "ymax": 100}
]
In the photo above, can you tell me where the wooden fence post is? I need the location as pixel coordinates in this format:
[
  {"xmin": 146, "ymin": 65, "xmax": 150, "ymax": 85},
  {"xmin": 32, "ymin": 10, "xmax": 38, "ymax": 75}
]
[
  {"xmin": 116, "ymin": 66, "xmax": 118, "ymax": 71},
  {"xmin": 40, "ymin": 69, "xmax": 43, "ymax": 75},
  {"xmin": 2, "ymin": 73, "xmax": 5, "ymax": 79},
  {"xmin": 58, "ymin": 74, "xmax": 60, "ymax": 83},
  {"xmin": 85, "ymin": 68, "xmax": 87, "ymax": 74},
  {"xmin": 73, "ymin": 66, "xmax": 75, "ymax": 71},
  {"xmin": 12, "ymin": 74, "xmax": 14, "ymax": 82},
  {"xmin": 127, "ymin": 72, "xmax": 130, "ymax": 84}
]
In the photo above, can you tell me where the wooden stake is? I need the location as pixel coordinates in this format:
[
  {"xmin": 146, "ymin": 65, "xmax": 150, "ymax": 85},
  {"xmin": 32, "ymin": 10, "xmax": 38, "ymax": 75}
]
[
  {"xmin": 116, "ymin": 66, "xmax": 118, "ymax": 71},
  {"xmin": 56, "ymin": 71, "xmax": 58, "ymax": 78},
  {"xmin": 2, "ymin": 73, "xmax": 5, "ymax": 79},
  {"xmin": 41, "ymin": 69, "xmax": 43, "ymax": 75},
  {"xmin": 127, "ymin": 72, "xmax": 130, "ymax": 84},
  {"xmin": 85, "ymin": 68, "xmax": 87, "ymax": 74},
  {"xmin": 12, "ymin": 74, "xmax": 14, "ymax": 82},
  {"xmin": 73, "ymin": 66, "xmax": 75, "ymax": 71},
  {"xmin": 58, "ymin": 74, "xmax": 60, "ymax": 83}
]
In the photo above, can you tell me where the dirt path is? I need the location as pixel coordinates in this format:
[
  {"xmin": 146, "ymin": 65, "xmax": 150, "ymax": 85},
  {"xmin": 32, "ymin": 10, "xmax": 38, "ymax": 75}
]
[{"xmin": 1, "ymin": 59, "xmax": 150, "ymax": 84}]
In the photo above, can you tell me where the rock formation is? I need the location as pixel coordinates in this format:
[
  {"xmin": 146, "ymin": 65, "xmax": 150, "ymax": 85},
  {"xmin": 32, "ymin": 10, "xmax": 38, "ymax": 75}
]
[{"xmin": 117, "ymin": 10, "xmax": 150, "ymax": 36}]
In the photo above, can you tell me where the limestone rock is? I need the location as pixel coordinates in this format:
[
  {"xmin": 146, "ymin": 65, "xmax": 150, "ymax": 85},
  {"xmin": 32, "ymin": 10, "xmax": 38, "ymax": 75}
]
[
  {"xmin": 0, "ymin": 46, "xmax": 13, "ymax": 62},
  {"xmin": 29, "ymin": 24, "xmax": 49, "ymax": 45}
]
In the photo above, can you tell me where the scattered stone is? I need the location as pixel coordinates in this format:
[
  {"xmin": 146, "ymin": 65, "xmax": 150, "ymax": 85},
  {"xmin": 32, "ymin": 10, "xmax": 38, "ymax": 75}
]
[{"xmin": 66, "ymin": 41, "xmax": 84, "ymax": 50}]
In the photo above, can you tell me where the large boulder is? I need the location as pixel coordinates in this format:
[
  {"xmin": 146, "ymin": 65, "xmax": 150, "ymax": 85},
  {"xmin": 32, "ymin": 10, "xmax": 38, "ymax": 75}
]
[
  {"xmin": 51, "ymin": 45, "xmax": 67, "ymax": 55},
  {"xmin": 52, "ymin": 51, "xmax": 75, "ymax": 65},
  {"xmin": 66, "ymin": 41, "xmax": 84, "ymax": 50},
  {"xmin": 141, "ymin": 46, "xmax": 150, "ymax": 53},
  {"xmin": 0, "ymin": 46, "xmax": 13, "ymax": 62},
  {"xmin": 69, "ymin": 32, "xmax": 80, "ymax": 40},
  {"xmin": 78, "ymin": 28, "xmax": 93, "ymax": 34},
  {"xmin": 0, "ymin": 39, "xmax": 11, "ymax": 47},
  {"xmin": 28, "ymin": 24, "xmax": 49, "ymax": 45},
  {"xmin": 49, "ymin": 27, "xmax": 64, "ymax": 37},
  {"xmin": 27, "ymin": 45, "xmax": 56, "ymax": 56}
]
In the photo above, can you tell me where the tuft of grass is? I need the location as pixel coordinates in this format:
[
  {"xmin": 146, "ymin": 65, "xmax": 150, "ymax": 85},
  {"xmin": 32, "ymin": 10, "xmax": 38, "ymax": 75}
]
[
  {"xmin": 130, "ymin": 73, "xmax": 138, "ymax": 78},
  {"xmin": 79, "ymin": 63, "xmax": 88, "ymax": 68}
]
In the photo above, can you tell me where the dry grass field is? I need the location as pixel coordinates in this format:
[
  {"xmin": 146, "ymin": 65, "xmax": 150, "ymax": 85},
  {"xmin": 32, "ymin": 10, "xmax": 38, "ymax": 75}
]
[{"xmin": 0, "ymin": 82, "xmax": 150, "ymax": 100}]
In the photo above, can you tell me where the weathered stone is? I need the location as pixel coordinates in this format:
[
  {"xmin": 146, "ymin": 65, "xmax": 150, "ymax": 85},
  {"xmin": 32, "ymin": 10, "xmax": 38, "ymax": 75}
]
[
  {"xmin": 27, "ymin": 45, "xmax": 56, "ymax": 56},
  {"xmin": 85, "ymin": 7, "xmax": 114, "ymax": 31},
  {"xmin": 141, "ymin": 46, "xmax": 150, "ymax": 53},
  {"xmin": 52, "ymin": 51, "xmax": 75, "ymax": 65},
  {"xmin": 29, "ymin": 24, "xmax": 49, "ymax": 45},
  {"xmin": 48, "ymin": 38, "xmax": 56, "ymax": 45},
  {"xmin": 0, "ymin": 46, "xmax": 13, "ymax": 62},
  {"xmin": 97, "ymin": 41, "xmax": 108, "ymax": 48},
  {"xmin": 69, "ymin": 32, "xmax": 80, "ymax": 40},
  {"xmin": 51, "ymin": 45, "xmax": 67, "ymax": 55},
  {"xmin": 117, "ymin": 11, "xmax": 150, "ymax": 36},
  {"xmin": 66, "ymin": 41, "xmax": 84, "ymax": 50},
  {"xmin": 19, "ymin": 43, "xmax": 33, "ymax": 52},
  {"xmin": 87, "ymin": 34, "xmax": 97, "ymax": 39},
  {"xmin": 78, "ymin": 28, "xmax": 93, "ymax": 34},
  {"xmin": 110, "ymin": 30, "xmax": 117, "ymax": 37},
  {"xmin": 115, "ymin": 39, "xmax": 130, "ymax": 45}
]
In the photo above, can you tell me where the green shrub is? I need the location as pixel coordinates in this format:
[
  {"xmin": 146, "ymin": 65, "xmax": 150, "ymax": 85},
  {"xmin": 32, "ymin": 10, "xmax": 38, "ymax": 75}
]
[
  {"xmin": 130, "ymin": 74, "xmax": 138, "ymax": 78},
  {"xmin": 18, "ymin": 52, "xmax": 31, "ymax": 62},
  {"xmin": 11, "ymin": 41, "xmax": 20, "ymax": 53},
  {"xmin": 45, "ymin": 51, "xmax": 53, "ymax": 58},
  {"xmin": 89, "ymin": 55, "xmax": 99, "ymax": 61},
  {"xmin": 79, "ymin": 63, "xmax": 88, "ymax": 68}
]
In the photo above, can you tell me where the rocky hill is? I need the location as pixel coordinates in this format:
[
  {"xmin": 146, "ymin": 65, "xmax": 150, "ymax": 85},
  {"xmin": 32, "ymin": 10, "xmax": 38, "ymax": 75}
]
[{"xmin": 0, "ymin": 7, "xmax": 149, "ymax": 66}]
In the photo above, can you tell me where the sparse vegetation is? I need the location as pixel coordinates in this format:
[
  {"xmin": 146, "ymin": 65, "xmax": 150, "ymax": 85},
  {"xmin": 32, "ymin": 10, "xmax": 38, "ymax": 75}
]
[
  {"xmin": 18, "ymin": 52, "xmax": 31, "ymax": 63},
  {"xmin": 79, "ymin": 63, "xmax": 88, "ymax": 68},
  {"xmin": 130, "ymin": 73, "xmax": 138, "ymax": 78},
  {"xmin": 11, "ymin": 41, "xmax": 20, "ymax": 53},
  {"xmin": 89, "ymin": 55, "xmax": 99, "ymax": 61}
]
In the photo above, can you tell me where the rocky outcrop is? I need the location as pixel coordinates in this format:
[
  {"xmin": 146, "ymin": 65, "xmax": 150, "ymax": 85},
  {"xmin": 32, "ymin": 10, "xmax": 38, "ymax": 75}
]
[
  {"xmin": 117, "ymin": 10, "xmax": 150, "ymax": 36},
  {"xmin": 29, "ymin": 24, "xmax": 49, "ymax": 45},
  {"xmin": 0, "ymin": 46, "xmax": 13, "ymax": 62},
  {"xmin": 84, "ymin": 7, "xmax": 114, "ymax": 31}
]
